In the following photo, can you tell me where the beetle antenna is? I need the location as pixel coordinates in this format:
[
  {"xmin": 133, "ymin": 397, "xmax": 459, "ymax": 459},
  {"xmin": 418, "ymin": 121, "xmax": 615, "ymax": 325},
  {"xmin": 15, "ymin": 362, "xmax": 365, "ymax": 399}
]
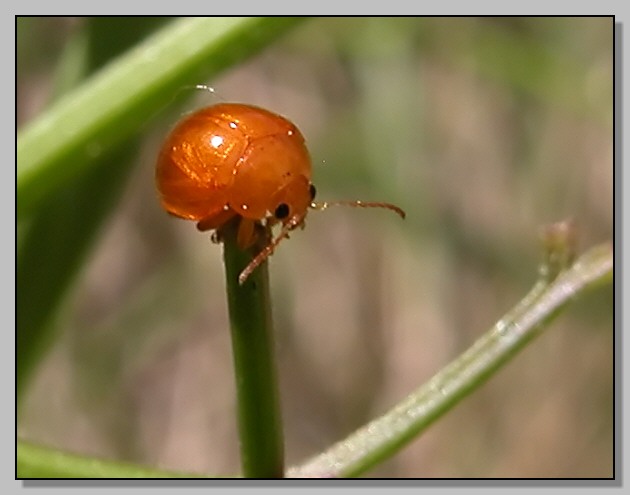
[
  {"xmin": 310, "ymin": 200, "xmax": 406, "ymax": 219},
  {"xmin": 238, "ymin": 201, "xmax": 405, "ymax": 285},
  {"xmin": 238, "ymin": 218, "xmax": 301, "ymax": 285}
]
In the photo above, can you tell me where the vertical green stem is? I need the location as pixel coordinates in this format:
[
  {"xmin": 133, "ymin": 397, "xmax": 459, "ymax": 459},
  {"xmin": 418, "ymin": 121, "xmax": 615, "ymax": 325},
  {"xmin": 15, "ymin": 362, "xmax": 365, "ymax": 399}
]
[{"xmin": 222, "ymin": 220, "xmax": 285, "ymax": 478}]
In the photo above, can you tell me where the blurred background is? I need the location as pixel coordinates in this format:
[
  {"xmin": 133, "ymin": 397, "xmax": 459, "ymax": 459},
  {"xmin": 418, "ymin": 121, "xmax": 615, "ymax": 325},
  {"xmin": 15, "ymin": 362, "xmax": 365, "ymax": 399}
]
[{"xmin": 17, "ymin": 17, "xmax": 613, "ymax": 477}]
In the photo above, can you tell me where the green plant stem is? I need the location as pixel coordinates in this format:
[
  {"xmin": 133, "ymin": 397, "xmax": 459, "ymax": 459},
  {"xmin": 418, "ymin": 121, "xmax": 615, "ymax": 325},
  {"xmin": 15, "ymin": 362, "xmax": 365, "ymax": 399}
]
[
  {"xmin": 288, "ymin": 242, "xmax": 613, "ymax": 478},
  {"xmin": 222, "ymin": 220, "xmax": 285, "ymax": 478},
  {"xmin": 17, "ymin": 440, "xmax": 205, "ymax": 478}
]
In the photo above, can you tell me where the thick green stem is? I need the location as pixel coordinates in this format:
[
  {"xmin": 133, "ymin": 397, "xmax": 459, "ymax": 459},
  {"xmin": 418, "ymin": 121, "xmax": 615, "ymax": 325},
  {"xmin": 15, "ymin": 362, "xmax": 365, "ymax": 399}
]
[{"xmin": 222, "ymin": 220, "xmax": 285, "ymax": 478}]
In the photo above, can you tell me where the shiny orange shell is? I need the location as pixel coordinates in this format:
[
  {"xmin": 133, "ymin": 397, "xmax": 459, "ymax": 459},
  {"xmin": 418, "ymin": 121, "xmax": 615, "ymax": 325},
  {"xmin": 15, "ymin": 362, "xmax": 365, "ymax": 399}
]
[
  {"xmin": 156, "ymin": 102, "xmax": 406, "ymax": 285},
  {"xmin": 156, "ymin": 103, "xmax": 313, "ymax": 231}
]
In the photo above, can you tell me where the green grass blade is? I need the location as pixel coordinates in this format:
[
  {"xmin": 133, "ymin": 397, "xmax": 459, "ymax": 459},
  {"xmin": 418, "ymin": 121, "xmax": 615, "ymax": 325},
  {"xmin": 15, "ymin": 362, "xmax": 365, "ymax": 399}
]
[
  {"xmin": 16, "ymin": 141, "xmax": 138, "ymax": 397},
  {"xmin": 17, "ymin": 440, "xmax": 210, "ymax": 478},
  {"xmin": 17, "ymin": 18, "xmax": 156, "ymax": 397}
]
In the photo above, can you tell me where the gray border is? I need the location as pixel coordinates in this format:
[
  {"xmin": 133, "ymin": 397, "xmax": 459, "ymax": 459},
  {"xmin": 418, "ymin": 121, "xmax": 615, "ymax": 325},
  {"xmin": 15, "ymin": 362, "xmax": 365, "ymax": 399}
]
[
  {"xmin": 19, "ymin": 479, "xmax": 622, "ymax": 487},
  {"xmin": 614, "ymin": 20, "xmax": 623, "ymax": 487}
]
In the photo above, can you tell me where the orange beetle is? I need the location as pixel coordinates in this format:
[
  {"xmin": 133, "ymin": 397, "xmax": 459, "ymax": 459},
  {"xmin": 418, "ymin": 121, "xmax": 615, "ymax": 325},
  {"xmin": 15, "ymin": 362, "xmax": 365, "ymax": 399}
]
[{"xmin": 156, "ymin": 103, "xmax": 405, "ymax": 284}]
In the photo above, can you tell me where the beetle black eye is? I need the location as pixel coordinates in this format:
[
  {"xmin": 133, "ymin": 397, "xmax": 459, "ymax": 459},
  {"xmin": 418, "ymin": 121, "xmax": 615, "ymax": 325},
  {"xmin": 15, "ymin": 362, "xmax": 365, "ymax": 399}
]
[
  {"xmin": 274, "ymin": 203, "xmax": 290, "ymax": 219},
  {"xmin": 309, "ymin": 184, "xmax": 317, "ymax": 201}
]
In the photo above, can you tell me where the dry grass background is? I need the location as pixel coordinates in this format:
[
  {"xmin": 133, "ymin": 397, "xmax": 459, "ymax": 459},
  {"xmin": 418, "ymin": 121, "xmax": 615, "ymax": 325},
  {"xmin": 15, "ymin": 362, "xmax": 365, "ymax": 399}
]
[{"xmin": 17, "ymin": 17, "xmax": 613, "ymax": 478}]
